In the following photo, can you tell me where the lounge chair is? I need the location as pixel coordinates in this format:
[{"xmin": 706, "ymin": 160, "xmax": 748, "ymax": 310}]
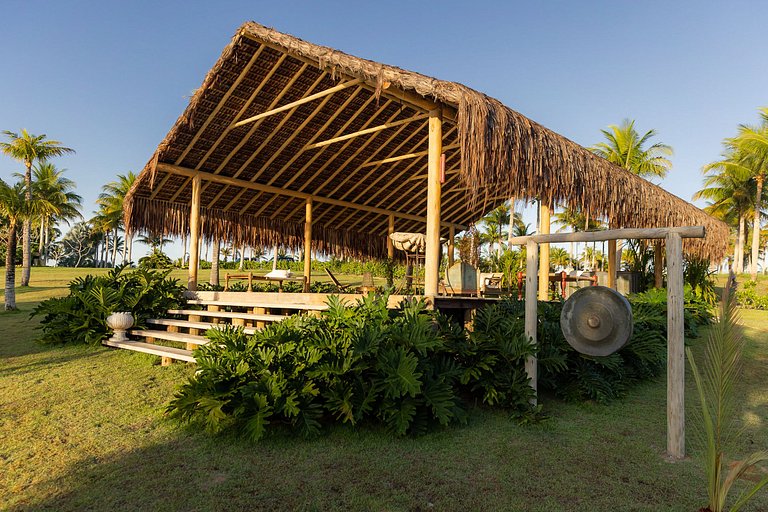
[{"xmin": 325, "ymin": 268, "xmax": 353, "ymax": 292}]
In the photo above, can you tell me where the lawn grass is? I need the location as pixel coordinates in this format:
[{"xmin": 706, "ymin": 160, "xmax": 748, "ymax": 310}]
[{"xmin": 1, "ymin": 267, "xmax": 767, "ymax": 511}]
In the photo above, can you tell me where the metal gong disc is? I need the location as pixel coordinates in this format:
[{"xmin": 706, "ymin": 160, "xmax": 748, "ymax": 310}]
[{"xmin": 560, "ymin": 286, "xmax": 633, "ymax": 357}]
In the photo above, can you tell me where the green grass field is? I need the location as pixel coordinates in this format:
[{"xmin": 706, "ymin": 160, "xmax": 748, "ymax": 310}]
[{"xmin": 1, "ymin": 268, "xmax": 767, "ymax": 511}]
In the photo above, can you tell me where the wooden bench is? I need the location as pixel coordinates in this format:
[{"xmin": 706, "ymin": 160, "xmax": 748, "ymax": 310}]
[{"xmin": 185, "ymin": 299, "xmax": 328, "ymax": 311}]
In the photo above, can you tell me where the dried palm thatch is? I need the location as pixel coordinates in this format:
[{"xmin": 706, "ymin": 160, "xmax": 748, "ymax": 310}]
[{"xmin": 124, "ymin": 21, "xmax": 728, "ymax": 261}]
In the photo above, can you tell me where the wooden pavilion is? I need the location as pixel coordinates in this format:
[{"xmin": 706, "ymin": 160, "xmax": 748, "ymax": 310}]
[{"xmin": 124, "ymin": 22, "xmax": 729, "ymax": 298}]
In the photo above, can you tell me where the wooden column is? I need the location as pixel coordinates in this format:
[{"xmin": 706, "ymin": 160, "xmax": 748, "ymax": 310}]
[
  {"xmin": 654, "ymin": 241, "xmax": 664, "ymax": 288},
  {"xmin": 303, "ymin": 198, "xmax": 312, "ymax": 292},
  {"xmin": 607, "ymin": 239, "xmax": 617, "ymax": 288},
  {"xmin": 525, "ymin": 239, "xmax": 539, "ymax": 402},
  {"xmin": 387, "ymin": 214, "xmax": 395, "ymax": 259},
  {"xmin": 424, "ymin": 108, "xmax": 442, "ymax": 298},
  {"xmin": 187, "ymin": 175, "xmax": 202, "ymax": 291},
  {"xmin": 447, "ymin": 225, "xmax": 455, "ymax": 268},
  {"xmin": 665, "ymin": 231, "xmax": 685, "ymax": 459},
  {"xmin": 537, "ymin": 203, "xmax": 550, "ymax": 300}
]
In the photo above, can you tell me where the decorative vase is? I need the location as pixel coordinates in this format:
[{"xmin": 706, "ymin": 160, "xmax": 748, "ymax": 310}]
[{"xmin": 106, "ymin": 312, "xmax": 134, "ymax": 342}]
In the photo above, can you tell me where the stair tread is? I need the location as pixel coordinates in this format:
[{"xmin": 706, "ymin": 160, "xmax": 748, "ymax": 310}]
[
  {"xmin": 129, "ymin": 329, "xmax": 208, "ymax": 345},
  {"xmin": 167, "ymin": 309, "xmax": 288, "ymax": 321},
  {"xmin": 186, "ymin": 299, "xmax": 328, "ymax": 310},
  {"xmin": 147, "ymin": 318, "xmax": 258, "ymax": 334},
  {"xmin": 103, "ymin": 339, "xmax": 196, "ymax": 362}
]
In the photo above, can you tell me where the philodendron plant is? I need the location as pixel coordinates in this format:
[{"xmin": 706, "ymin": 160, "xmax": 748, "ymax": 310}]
[{"xmin": 686, "ymin": 275, "xmax": 768, "ymax": 512}]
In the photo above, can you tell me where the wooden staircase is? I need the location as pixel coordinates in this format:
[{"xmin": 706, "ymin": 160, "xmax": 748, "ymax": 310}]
[{"xmin": 102, "ymin": 298, "xmax": 327, "ymax": 365}]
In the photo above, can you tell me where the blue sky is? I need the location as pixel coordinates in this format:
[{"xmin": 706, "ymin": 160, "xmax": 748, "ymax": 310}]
[{"xmin": 1, "ymin": 1, "xmax": 766, "ymax": 258}]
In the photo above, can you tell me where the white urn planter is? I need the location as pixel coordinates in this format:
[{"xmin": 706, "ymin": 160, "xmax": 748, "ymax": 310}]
[{"xmin": 106, "ymin": 312, "xmax": 135, "ymax": 342}]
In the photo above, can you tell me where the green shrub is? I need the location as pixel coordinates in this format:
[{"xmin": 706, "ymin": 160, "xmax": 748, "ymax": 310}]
[
  {"xmin": 684, "ymin": 256, "xmax": 718, "ymax": 306},
  {"xmin": 138, "ymin": 248, "xmax": 174, "ymax": 269},
  {"xmin": 32, "ymin": 265, "xmax": 186, "ymax": 345},
  {"xmin": 736, "ymin": 280, "xmax": 768, "ymax": 310},
  {"xmin": 167, "ymin": 294, "xmax": 540, "ymax": 440}
]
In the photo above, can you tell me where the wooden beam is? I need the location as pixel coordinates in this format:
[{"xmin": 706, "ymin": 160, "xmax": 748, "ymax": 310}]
[
  {"xmin": 525, "ymin": 239, "xmax": 539, "ymax": 403},
  {"xmin": 156, "ymin": 162, "xmax": 462, "ymax": 229},
  {"xmin": 665, "ymin": 231, "xmax": 685, "ymax": 459},
  {"xmin": 509, "ymin": 226, "xmax": 706, "ymax": 245},
  {"xmin": 538, "ymin": 203, "xmax": 550, "ymax": 301},
  {"xmin": 424, "ymin": 108, "xmax": 442, "ymax": 298},
  {"xmin": 303, "ymin": 198, "xmax": 312, "ymax": 292},
  {"xmin": 303, "ymin": 113, "xmax": 429, "ymax": 150},
  {"xmin": 607, "ymin": 238, "xmax": 617, "ymax": 289},
  {"xmin": 387, "ymin": 215, "xmax": 395, "ymax": 259},
  {"xmin": 448, "ymin": 225, "xmax": 455, "ymax": 267},
  {"xmin": 229, "ymin": 78, "xmax": 364, "ymax": 129},
  {"xmin": 188, "ymin": 175, "xmax": 202, "ymax": 291}
]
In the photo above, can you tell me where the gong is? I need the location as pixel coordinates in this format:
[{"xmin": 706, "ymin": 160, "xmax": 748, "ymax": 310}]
[{"xmin": 560, "ymin": 286, "xmax": 633, "ymax": 357}]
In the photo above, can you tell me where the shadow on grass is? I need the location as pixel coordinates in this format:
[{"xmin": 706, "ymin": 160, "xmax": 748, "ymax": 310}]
[{"xmin": 0, "ymin": 348, "xmax": 102, "ymax": 377}]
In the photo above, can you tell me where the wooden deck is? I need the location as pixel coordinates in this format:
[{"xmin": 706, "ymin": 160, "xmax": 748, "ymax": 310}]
[{"xmin": 102, "ymin": 291, "xmax": 503, "ymax": 365}]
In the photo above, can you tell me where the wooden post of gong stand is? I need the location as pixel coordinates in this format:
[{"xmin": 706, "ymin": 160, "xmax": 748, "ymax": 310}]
[{"xmin": 510, "ymin": 226, "xmax": 705, "ymax": 460}]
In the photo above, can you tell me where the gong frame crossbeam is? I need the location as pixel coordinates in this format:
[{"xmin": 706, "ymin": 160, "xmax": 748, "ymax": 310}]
[{"xmin": 510, "ymin": 225, "xmax": 706, "ymax": 461}]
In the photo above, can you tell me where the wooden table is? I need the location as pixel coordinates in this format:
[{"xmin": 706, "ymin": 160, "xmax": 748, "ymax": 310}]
[
  {"xmin": 225, "ymin": 272, "xmax": 306, "ymax": 292},
  {"xmin": 516, "ymin": 271, "xmax": 598, "ymax": 299}
]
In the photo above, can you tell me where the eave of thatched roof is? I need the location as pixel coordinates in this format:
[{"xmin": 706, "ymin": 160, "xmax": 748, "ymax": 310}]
[{"xmin": 124, "ymin": 21, "xmax": 729, "ymax": 260}]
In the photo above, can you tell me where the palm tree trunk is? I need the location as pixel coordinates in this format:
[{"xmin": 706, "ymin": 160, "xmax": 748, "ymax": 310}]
[
  {"xmin": 126, "ymin": 231, "xmax": 133, "ymax": 264},
  {"xmin": 121, "ymin": 230, "xmax": 128, "ymax": 264},
  {"xmin": 210, "ymin": 240, "xmax": 220, "ymax": 286},
  {"xmin": 239, "ymin": 244, "xmax": 245, "ymax": 270},
  {"xmin": 21, "ymin": 161, "xmax": 32, "ymax": 286},
  {"xmin": 112, "ymin": 228, "xmax": 118, "ymax": 267},
  {"xmin": 750, "ymin": 175, "xmax": 764, "ymax": 280},
  {"xmin": 736, "ymin": 216, "xmax": 746, "ymax": 273},
  {"xmin": 5, "ymin": 222, "xmax": 18, "ymax": 310}
]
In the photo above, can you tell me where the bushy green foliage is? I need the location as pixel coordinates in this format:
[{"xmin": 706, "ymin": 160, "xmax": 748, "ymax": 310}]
[
  {"xmin": 684, "ymin": 257, "xmax": 718, "ymax": 306},
  {"xmin": 167, "ymin": 294, "xmax": 541, "ymax": 440},
  {"xmin": 32, "ymin": 265, "xmax": 186, "ymax": 344},
  {"xmin": 200, "ymin": 258, "xmax": 410, "ymax": 279},
  {"xmin": 630, "ymin": 286, "xmax": 715, "ymax": 338},
  {"xmin": 735, "ymin": 280, "xmax": 768, "ymax": 310},
  {"xmin": 138, "ymin": 248, "xmax": 174, "ymax": 269}
]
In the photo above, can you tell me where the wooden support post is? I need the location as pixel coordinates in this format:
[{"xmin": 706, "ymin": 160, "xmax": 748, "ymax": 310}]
[
  {"xmin": 255, "ymin": 307, "xmax": 266, "ymax": 329},
  {"xmin": 187, "ymin": 175, "xmax": 202, "ymax": 291},
  {"xmin": 304, "ymin": 198, "xmax": 312, "ymax": 292},
  {"xmin": 188, "ymin": 313, "xmax": 201, "ymax": 350},
  {"xmin": 448, "ymin": 225, "xmax": 455, "ymax": 268},
  {"xmin": 161, "ymin": 356, "xmax": 172, "ymax": 367},
  {"xmin": 525, "ymin": 239, "xmax": 539, "ymax": 402},
  {"xmin": 424, "ymin": 108, "xmax": 442, "ymax": 298},
  {"xmin": 537, "ymin": 203, "xmax": 550, "ymax": 301},
  {"xmin": 654, "ymin": 241, "xmax": 664, "ymax": 288},
  {"xmin": 666, "ymin": 231, "xmax": 685, "ymax": 459},
  {"xmin": 607, "ymin": 239, "xmax": 617, "ymax": 289},
  {"xmin": 387, "ymin": 215, "xmax": 395, "ymax": 259}
]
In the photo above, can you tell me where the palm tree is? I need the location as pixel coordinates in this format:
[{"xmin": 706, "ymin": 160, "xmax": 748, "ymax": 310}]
[
  {"xmin": 28, "ymin": 163, "xmax": 82, "ymax": 265},
  {"xmin": 695, "ymin": 149, "xmax": 757, "ymax": 273},
  {"xmin": 97, "ymin": 172, "xmax": 136, "ymax": 265},
  {"xmin": 0, "ymin": 180, "xmax": 39, "ymax": 309},
  {"xmin": 1, "ymin": 130, "xmax": 74, "ymax": 285},
  {"xmin": 731, "ymin": 107, "xmax": 768, "ymax": 280},
  {"xmin": 136, "ymin": 234, "xmax": 172, "ymax": 251},
  {"xmin": 591, "ymin": 119, "xmax": 673, "ymax": 179},
  {"xmin": 480, "ymin": 205, "xmax": 509, "ymax": 257},
  {"xmin": 550, "ymin": 247, "xmax": 571, "ymax": 269}
]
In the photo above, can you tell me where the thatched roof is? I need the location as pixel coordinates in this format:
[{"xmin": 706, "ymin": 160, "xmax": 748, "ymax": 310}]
[{"xmin": 125, "ymin": 21, "xmax": 729, "ymax": 260}]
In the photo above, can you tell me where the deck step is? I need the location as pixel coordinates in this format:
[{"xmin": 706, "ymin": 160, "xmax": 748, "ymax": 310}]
[
  {"xmin": 167, "ymin": 309, "xmax": 289, "ymax": 322},
  {"xmin": 147, "ymin": 318, "xmax": 259, "ymax": 335},
  {"xmin": 103, "ymin": 339, "xmax": 196, "ymax": 362},
  {"xmin": 129, "ymin": 329, "xmax": 209, "ymax": 346},
  {"xmin": 185, "ymin": 299, "xmax": 328, "ymax": 311}
]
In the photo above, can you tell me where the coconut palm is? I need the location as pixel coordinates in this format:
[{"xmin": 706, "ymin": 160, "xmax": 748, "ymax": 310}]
[
  {"xmin": 27, "ymin": 163, "xmax": 82, "ymax": 265},
  {"xmin": 695, "ymin": 149, "xmax": 757, "ymax": 273},
  {"xmin": 550, "ymin": 247, "xmax": 571, "ymax": 269},
  {"xmin": 0, "ymin": 180, "xmax": 40, "ymax": 309},
  {"xmin": 136, "ymin": 234, "xmax": 172, "ymax": 251},
  {"xmin": 731, "ymin": 107, "xmax": 768, "ymax": 280},
  {"xmin": 591, "ymin": 119, "xmax": 673, "ymax": 180},
  {"xmin": 97, "ymin": 172, "xmax": 137, "ymax": 265},
  {"xmin": 480, "ymin": 205, "xmax": 510, "ymax": 257},
  {"xmin": 1, "ymin": 130, "xmax": 74, "ymax": 285}
]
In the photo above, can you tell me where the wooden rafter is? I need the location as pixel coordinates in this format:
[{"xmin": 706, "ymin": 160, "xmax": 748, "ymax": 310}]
[
  {"xmin": 229, "ymin": 78, "xmax": 364, "ymax": 129},
  {"xmin": 302, "ymin": 112, "xmax": 429, "ymax": 150}
]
